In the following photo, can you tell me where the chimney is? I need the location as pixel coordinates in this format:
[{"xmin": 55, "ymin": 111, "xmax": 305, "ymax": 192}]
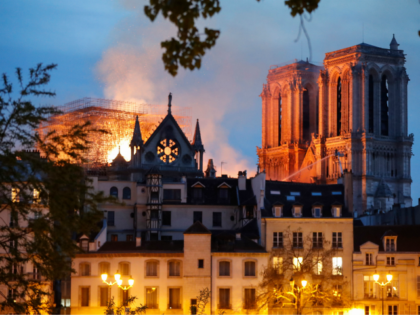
[
  {"xmin": 236, "ymin": 233, "xmax": 241, "ymax": 240},
  {"xmin": 238, "ymin": 170, "xmax": 247, "ymax": 191},
  {"xmin": 136, "ymin": 237, "xmax": 142, "ymax": 247}
]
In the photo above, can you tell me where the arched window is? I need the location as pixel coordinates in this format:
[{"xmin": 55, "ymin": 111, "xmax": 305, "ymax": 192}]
[
  {"xmin": 244, "ymin": 261, "xmax": 256, "ymax": 277},
  {"xmin": 123, "ymin": 187, "xmax": 131, "ymax": 200},
  {"xmin": 278, "ymin": 93, "xmax": 282, "ymax": 145},
  {"xmin": 79, "ymin": 262, "xmax": 91, "ymax": 276},
  {"xmin": 119, "ymin": 262, "xmax": 130, "ymax": 276},
  {"xmin": 110, "ymin": 187, "xmax": 118, "ymax": 198},
  {"xmin": 99, "ymin": 262, "xmax": 110, "ymax": 275},
  {"xmin": 145, "ymin": 260, "xmax": 159, "ymax": 277},
  {"xmin": 368, "ymin": 75, "xmax": 374, "ymax": 133},
  {"xmin": 303, "ymin": 88, "xmax": 310, "ymax": 141},
  {"xmin": 381, "ymin": 75, "xmax": 389, "ymax": 136},
  {"xmin": 337, "ymin": 77, "xmax": 342, "ymax": 136},
  {"xmin": 168, "ymin": 260, "xmax": 181, "ymax": 277},
  {"xmin": 219, "ymin": 261, "xmax": 231, "ymax": 276}
]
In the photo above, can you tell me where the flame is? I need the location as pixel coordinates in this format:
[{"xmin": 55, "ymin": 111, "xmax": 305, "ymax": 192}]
[{"xmin": 107, "ymin": 138, "xmax": 132, "ymax": 163}]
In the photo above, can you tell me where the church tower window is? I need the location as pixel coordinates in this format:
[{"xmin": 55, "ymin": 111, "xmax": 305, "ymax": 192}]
[
  {"xmin": 369, "ymin": 75, "xmax": 374, "ymax": 133},
  {"xmin": 303, "ymin": 88, "xmax": 310, "ymax": 141},
  {"xmin": 337, "ymin": 77, "xmax": 342, "ymax": 136},
  {"xmin": 278, "ymin": 93, "xmax": 282, "ymax": 146},
  {"xmin": 157, "ymin": 139, "xmax": 179, "ymax": 163},
  {"xmin": 381, "ymin": 75, "xmax": 389, "ymax": 136}
]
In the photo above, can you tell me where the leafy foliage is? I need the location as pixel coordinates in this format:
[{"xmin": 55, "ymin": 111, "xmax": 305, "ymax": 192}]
[
  {"xmin": 104, "ymin": 296, "xmax": 147, "ymax": 315},
  {"xmin": 0, "ymin": 64, "xmax": 111, "ymax": 313},
  {"xmin": 144, "ymin": 0, "xmax": 321, "ymax": 76}
]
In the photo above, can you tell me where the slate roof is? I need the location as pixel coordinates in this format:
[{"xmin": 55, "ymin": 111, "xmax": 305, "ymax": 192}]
[
  {"xmin": 184, "ymin": 221, "xmax": 211, "ymax": 234},
  {"xmin": 97, "ymin": 240, "xmax": 184, "ymax": 253},
  {"xmin": 354, "ymin": 225, "xmax": 420, "ymax": 252},
  {"xmin": 262, "ymin": 181, "xmax": 350, "ymax": 218}
]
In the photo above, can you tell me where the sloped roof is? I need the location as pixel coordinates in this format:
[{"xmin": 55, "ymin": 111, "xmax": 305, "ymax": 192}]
[
  {"xmin": 97, "ymin": 240, "xmax": 184, "ymax": 253},
  {"xmin": 184, "ymin": 221, "xmax": 211, "ymax": 234}
]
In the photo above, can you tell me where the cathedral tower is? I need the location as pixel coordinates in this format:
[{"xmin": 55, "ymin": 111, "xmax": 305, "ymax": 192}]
[{"xmin": 258, "ymin": 36, "xmax": 413, "ymax": 215}]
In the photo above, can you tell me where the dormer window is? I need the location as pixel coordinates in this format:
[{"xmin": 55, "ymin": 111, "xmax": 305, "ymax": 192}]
[
  {"xmin": 312, "ymin": 207, "xmax": 322, "ymax": 218},
  {"xmin": 332, "ymin": 206, "xmax": 342, "ymax": 218},
  {"xmin": 80, "ymin": 239, "xmax": 89, "ymax": 252},
  {"xmin": 193, "ymin": 188, "xmax": 203, "ymax": 200},
  {"xmin": 273, "ymin": 206, "xmax": 283, "ymax": 218},
  {"xmin": 293, "ymin": 206, "xmax": 302, "ymax": 218},
  {"xmin": 385, "ymin": 237, "xmax": 396, "ymax": 252}
]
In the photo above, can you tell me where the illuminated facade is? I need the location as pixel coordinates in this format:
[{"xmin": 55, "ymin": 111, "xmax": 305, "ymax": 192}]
[{"xmin": 258, "ymin": 35, "xmax": 413, "ymax": 215}]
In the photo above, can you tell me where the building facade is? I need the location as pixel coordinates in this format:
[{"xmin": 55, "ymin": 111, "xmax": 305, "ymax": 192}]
[{"xmin": 258, "ymin": 36, "xmax": 413, "ymax": 215}]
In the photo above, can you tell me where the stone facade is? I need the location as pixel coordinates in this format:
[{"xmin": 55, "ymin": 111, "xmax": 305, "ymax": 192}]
[{"xmin": 258, "ymin": 36, "xmax": 413, "ymax": 215}]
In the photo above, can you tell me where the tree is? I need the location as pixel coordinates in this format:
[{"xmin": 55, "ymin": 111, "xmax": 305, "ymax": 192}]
[
  {"xmin": 104, "ymin": 296, "xmax": 147, "ymax": 315},
  {"xmin": 0, "ymin": 64, "xmax": 111, "ymax": 313},
  {"xmin": 257, "ymin": 228, "xmax": 350, "ymax": 315},
  {"xmin": 144, "ymin": 0, "xmax": 321, "ymax": 76}
]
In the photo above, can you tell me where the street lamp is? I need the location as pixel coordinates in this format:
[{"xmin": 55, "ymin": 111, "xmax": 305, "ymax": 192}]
[
  {"xmin": 101, "ymin": 270, "xmax": 135, "ymax": 291},
  {"xmin": 289, "ymin": 278, "xmax": 307, "ymax": 315},
  {"xmin": 373, "ymin": 273, "xmax": 392, "ymax": 315}
]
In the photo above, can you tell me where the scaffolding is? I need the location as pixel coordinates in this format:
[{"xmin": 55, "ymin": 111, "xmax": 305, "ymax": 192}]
[{"xmin": 37, "ymin": 97, "xmax": 192, "ymax": 166}]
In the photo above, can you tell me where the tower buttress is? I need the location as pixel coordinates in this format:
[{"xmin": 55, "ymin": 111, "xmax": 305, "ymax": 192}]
[
  {"xmin": 130, "ymin": 116, "xmax": 143, "ymax": 167},
  {"xmin": 192, "ymin": 119, "xmax": 205, "ymax": 172}
]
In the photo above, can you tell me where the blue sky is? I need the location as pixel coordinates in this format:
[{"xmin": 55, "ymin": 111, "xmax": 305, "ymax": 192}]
[{"xmin": 1, "ymin": 0, "xmax": 420, "ymax": 204}]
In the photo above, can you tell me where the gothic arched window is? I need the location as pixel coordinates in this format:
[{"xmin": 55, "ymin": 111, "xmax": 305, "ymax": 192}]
[
  {"xmin": 381, "ymin": 75, "xmax": 389, "ymax": 136},
  {"xmin": 337, "ymin": 77, "xmax": 342, "ymax": 136},
  {"xmin": 368, "ymin": 75, "xmax": 374, "ymax": 133},
  {"xmin": 157, "ymin": 139, "xmax": 179, "ymax": 163},
  {"xmin": 303, "ymin": 88, "xmax": 310, "ymax": 141}
]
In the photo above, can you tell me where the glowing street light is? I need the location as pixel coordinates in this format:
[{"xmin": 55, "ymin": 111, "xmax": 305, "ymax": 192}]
[
  {"xmin": 373, "ymin": 273, "xmax": 393, "ymax": 315},
  {"xmin": 101, "ymin": 270, "xmax": 134, "ymax": 291}
]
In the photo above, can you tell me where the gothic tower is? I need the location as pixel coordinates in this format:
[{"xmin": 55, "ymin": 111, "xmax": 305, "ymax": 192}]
[{"xmin": 258, "ymin": 36, "xmax": 413, "ymax": 215}]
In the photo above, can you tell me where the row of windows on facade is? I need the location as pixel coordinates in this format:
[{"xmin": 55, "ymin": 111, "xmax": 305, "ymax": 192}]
[
  {"xmin": 79, "ymin": 286, "xmax": 258, "ymax": 310},
  {"xmin": 78, "ymin": 260, "xmax": 258, "ymax": 278},
  {"xmin": 272, "ymin": 256, "xmax": 343, "ymax": 276},
  {"xmin": 272, "ymin": 205, "xmax": 342, "ymax": 218},
  {"xmin": 363, "ymin": 305, "xmax": 400, "ymax": 315},
  {"xmin": 10, "ymin": 188, "xmax": 41, "ymax": 204},
  {"xmin": 106, "ymin": 210, "xmax": 223, "ymax": 228},
  {"xmin": 363, "ymin": 275, "xmax": 401, "ymax": 300},
  {"xmin": 273, "ymin": 232, "xmax": 343, "ymax": 249},
  {"xmin": 4, "ymin": 264, "xmax": 42, "ymax": 280}
]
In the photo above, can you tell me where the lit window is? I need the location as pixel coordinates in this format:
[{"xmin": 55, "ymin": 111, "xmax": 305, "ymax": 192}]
[
  {"xmin": 313, "ymin": 258, "xmax": 322, "ymax": 275},
  {"xmin": 11, "ymin": 188, "xmax": 20, "ymax": 203},
  {"xmin": 157, "ymin": 139, "xmax": 179, "ymax": 163},
  {"xmin": 364, "ymin": 275, "xmax": 376, "ymax": 299},
  {"xmin": 33, "ymin": 189, "xmax": 40, "ymax": 204},
  {"xmin": 273, "ymin": 257, "xmax": 283, "ymax": 274},
  {"xmin": 146, "ymin": 287, "xmax": 158, "ymax": 309},
  {"xmin": 293, "ymin": 257, "xmax": 303, "ymax": 272},
  {"xmin": 332, "ymin": 206, "xmax": 341, "ymax": 217},
  {"xmin": 273, "ymin": 206, "xmax": 282, "ymax": 218},
  {"xmin": 293, "ymin": 206, "xmax": 302, "ymax": 217},
  {"xmin": 332, "ymin": 257, "xmax": 343, "ymax": 275}
]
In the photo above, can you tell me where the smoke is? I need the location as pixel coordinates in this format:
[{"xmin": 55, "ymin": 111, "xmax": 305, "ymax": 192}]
[{"xmin": 95, "ymin": 4, "xmax": 258, "ymax": 177}]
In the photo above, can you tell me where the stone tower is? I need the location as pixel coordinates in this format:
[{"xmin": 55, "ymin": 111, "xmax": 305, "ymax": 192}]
[{"xmin": 258, "ymin": 36, "xmax": 413, "ymax": 215}]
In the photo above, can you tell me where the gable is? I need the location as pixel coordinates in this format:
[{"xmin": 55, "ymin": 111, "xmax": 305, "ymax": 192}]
[{"xmin": 360, "ymin": 241, "xmax": 379, "ymax": 250}]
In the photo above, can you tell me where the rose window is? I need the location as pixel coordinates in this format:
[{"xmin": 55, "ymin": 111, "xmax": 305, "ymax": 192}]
[{"xmin": 157, "ymin": 139, "xmax": 179, "ymax": 163}]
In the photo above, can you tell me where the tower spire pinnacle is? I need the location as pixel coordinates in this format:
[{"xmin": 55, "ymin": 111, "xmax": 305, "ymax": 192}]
[
  {"xmin": 192, "ymin": 119, "xmax": 204, "ymax": 151},
  {"xmin": 168, "ymin": 92, "xmax": 172, "ymax": 114},
  {"xmin": 130, "ymin": 116, "xmax": 143, "ymax": 148}
]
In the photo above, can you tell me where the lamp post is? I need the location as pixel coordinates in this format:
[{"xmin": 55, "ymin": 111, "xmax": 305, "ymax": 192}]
[
  {"xmin": 373, "ymin": 273, "xmax": 392, "ymax": 315},
  {"xmin": 101, "ymin": 271, "xmax": 135, "ymax": 291},
  {"xmin": 289, "ymin": 277, "xmax": 307, "ymax": 315}
]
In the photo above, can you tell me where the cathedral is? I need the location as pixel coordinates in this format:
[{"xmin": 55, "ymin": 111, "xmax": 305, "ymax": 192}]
[{"xmin": 257, "ymin": 35, "xmax": 413, "ymax": 215}]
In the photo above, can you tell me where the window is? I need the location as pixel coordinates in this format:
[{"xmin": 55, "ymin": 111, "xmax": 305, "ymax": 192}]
[
  {"xmin": 9, "ymin": 213, "xmax": 17, "ymax": 227},
  {"xmin": 287, "ymin": 196, "xmax": 295, "ymax": 201},
  {"xmin": 313, "ymin": 207, "xmax": 322, "ymax": 218},
  {"xmin": 290, "ymin": 192, "xmax": 300, "ymax": 196},
  {"xmin": 163, "ymin": 189, "xmax": 181, "ymax": 201},
  {"xmin": 100, "ymin": 287, "xmax": 109, "ymax": 307},
  {"xmin": 99, "ymin": 262, "xmax": 110, "ymax": 275},
  {"xmin": 244, "ymin": 261, "xmax": 256, "ymax": 277},
  {"xmin": 126, "ymin": 234, "xmax": 133, "ymax": 241},
  {"xmin": 388, "ymin": 305, "xmax": 398, "ymax": 315},
  {"xmin": 8, "ymin": 288, "xmax": 17, "ymax": 301},
  {"xmin": 273, "ymin": 257, "xmax": 283, "ymax": 274},
  {"xmin": 121, "ymin": 289, "xmax": 129, "ymax": 306},
  {"xmin": 219, "ymin": 261, "xmax": 230, "ymax": 276},
  {"xmin": 332, "ymin": 257, "xmax": 343, "ymax": 275},
  {"xmin": 385, "ymin": 238, "xmax": 396, "ymax": 251},
  {"xmin": 337, "ymin": 76, "xmax": 342, "ymax": 135},
  {"xmin": 33, "ymin": 266, "xmax": 41, "ymax": 280},
  {"xmin": 122, "ymin": 187, "xmax": 131, "ymax": 200},
  {"xmin": 271, "ymin": 190, "xmax": 280, "ymax": 195},
  {"xmin": 107, "ymin": 211, "xmax": 115, "ymax": 226},
  {"xmin": 303, "ymin": 88, "xmax": 310, "ymax": 140},
  {"xmin": 146, "ymin": 261, "xmax": 158, "ymax": 277},
  {"xmin": 213, "ymin": 212, "xmax": 222, "ymax": 227},
  {"xmin": 364, "ymin": 276, "xmax": 376, "ymax": 299},
  {"xmin": 273, "ymin": 206, "xmax": 282, "ymax": 217},
  {"xmin": 168, "ymin": 288, "xmax": 181, "ymax": 309},
  {"xmin": 313, "ymin": 258, "xmax": 322, "ymax": 275},
  {"xmin": 162, "ymin": 211, "xmax": 171, "ymax": 226},
  {"xmin": 80, "ymin": 239, "xmax": 89, "ymax": 252},
  {"xmin": 293, "ymin": 206, "xmax": 302, "ymax": 217},
  {"xmin": 293, "ymin": 232, "xmax": 303, "ymax": 248},
  {"xmin": 273, "ymin": 232, "xmax": 283, "ymax": 248},
  {"xmin": 219, "ymin": 288, "xmax": 230, "ymax": 309},
  {"xmin": 193, "ymin": 211, "xmax": 202, "ymax": 224},
  {"xmin": 80, "ymin": 263, "xmax": 90, "ymax": 276},
  {"xmin": 386, "ymin": 278, "xmax": 399, "ymax": 298},
  {"xmin": 312, "ymin": 192, "xmax": 322, "ymax": 196},
  {"xmin": 111, "ymin": 234, "xmax": 118, "ymax": 242},
  {"xmin": 332, "ymin": 206, "xmax": 341, "ymax": 217},
  {"xmin": 366, "ymin": 253, "xmax": 373, "ymax": 265},
  {"xmin": 119, "ymin": 262, "xmax": 130, "ymax": 276},
  {"xmin": 381, "ymin": 75, "xmax": 390, "ymax": 136},
  {"xmin": 33, "ymin": 189, "xmax": 41, "ymax": 204},
  {"xmin": 332, "ymin": 191, "xmax": 342, "ymax": 195},
  {"xmin": 168, "ymin": 261, "xmax": 181, "ymax": 277},
  {"xmin": 11, "ymin": 188, "xmax": 20, "ymax": 203},
  {"xmin": 81, "ymin": 287, "xmax": 89, "ymax": 307},
  {"xmin": 218, "ymin": 188, "xmax": 229, "ymax": 202},
  {"xmin": 313, "ymin": 232, "xmax": 323, "ymax": 248},
  {"xmin": 365, "ymin": 306, "xmax": 370, "ymax": 315},
  {"xmin": 244, "ymin": 288, "xmax": 256, "ymax": 309},
  {"xmin": 192, "ymin": 188, "xmax": 203, "ymax": 200},
  {"xmin": 110, "ymin": 187, "xmax": 118, "ymax": 198},
  {"xmin": 146, "ymin": 287, "xmax": 158, "ymax": 309},
  {"xmin": 198, "ymin": 259, "xmax": 204, "ymax": 269},
  {"xmin": 333, "ymin": 232, "xmax": 343, "ymax": 248},
  {"xmin": 293, "ymin": 257, "xmax": 303, "ymax": 271},
  {"xmin": 386, "ymin": 257, "xmax": 395, "ymax": 266}
]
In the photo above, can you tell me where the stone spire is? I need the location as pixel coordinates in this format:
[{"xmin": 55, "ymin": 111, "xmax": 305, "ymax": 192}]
[
  {"xmin": 192, "ymin": 119, "xmax": 204, "ymax": 151},
  {"xmin": 130, "ymin": 116, "xmax": 143, "ymax": 148},
  {"xmin": 390, "ymin": 34, "xmax": 399, "ymax": 50},
  {"xmin": 168, "ymin": 92, "xmax": 172, "ymax": 114}
]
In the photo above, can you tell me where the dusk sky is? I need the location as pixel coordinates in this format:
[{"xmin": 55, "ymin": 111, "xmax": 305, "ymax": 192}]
[{"xmin": 1, "ymin": 1, "xmax": 419, "ymax": 203}]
